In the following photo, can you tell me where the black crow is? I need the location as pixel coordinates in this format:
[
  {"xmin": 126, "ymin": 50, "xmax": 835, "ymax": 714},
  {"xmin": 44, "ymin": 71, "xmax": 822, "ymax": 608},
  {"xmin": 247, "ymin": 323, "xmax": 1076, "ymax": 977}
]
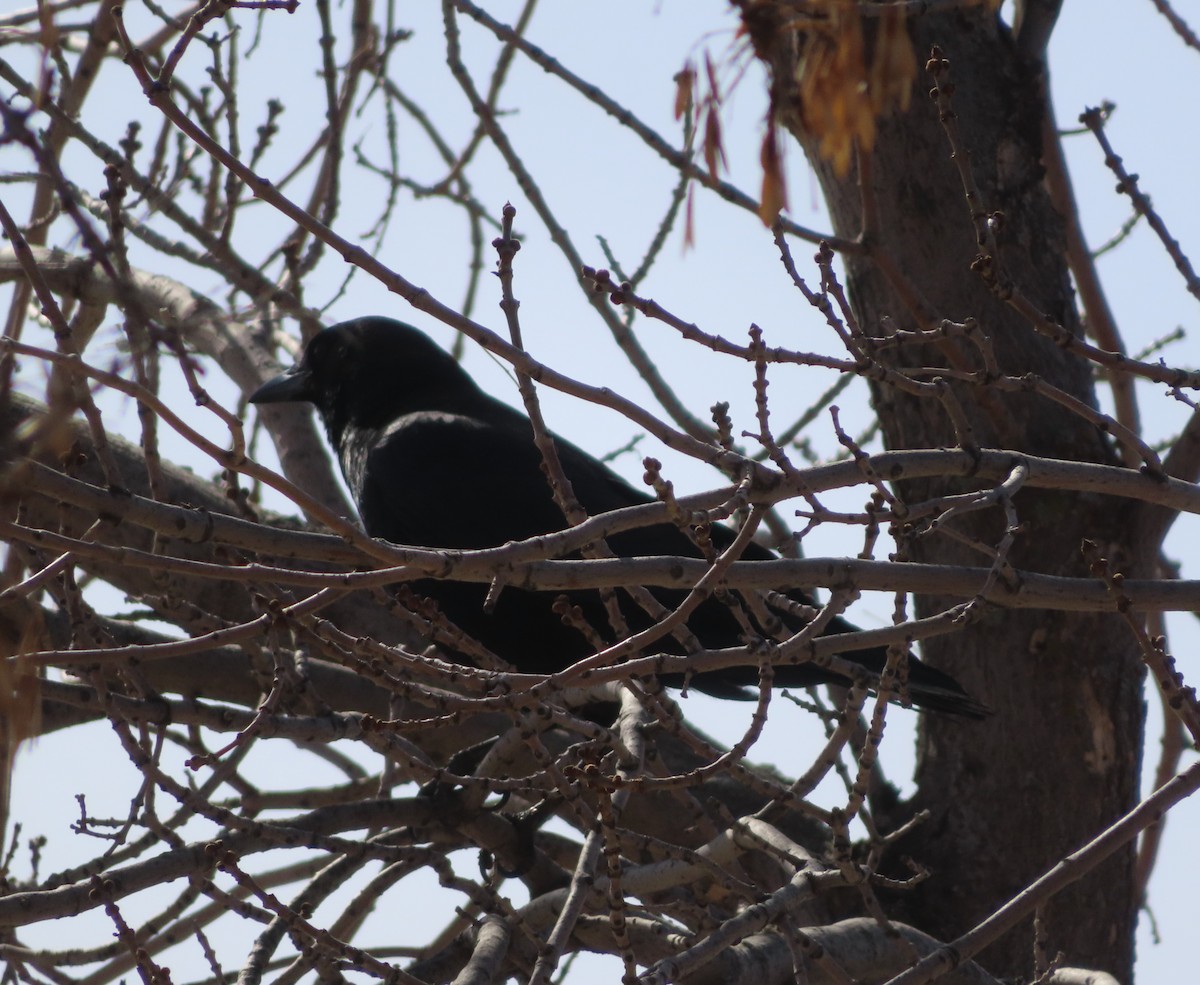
[{"xmin": 251, "ymin": 317, "xmax": 984, "ymax": 717}]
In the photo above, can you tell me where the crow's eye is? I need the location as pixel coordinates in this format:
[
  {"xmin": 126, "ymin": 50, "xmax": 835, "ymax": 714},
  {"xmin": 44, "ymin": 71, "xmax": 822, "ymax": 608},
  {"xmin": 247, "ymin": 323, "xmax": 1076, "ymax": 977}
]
[{"xmin": 308, "ymin": 335, "xmax": 346, "ymax": 373}]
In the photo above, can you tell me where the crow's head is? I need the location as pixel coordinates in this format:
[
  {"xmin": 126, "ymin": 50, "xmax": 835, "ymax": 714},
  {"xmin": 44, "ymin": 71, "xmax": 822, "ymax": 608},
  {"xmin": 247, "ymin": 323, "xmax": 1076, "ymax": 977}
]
[{"xmin": 250, "ymin": 317, "xmax": 485, "ymax": 439}]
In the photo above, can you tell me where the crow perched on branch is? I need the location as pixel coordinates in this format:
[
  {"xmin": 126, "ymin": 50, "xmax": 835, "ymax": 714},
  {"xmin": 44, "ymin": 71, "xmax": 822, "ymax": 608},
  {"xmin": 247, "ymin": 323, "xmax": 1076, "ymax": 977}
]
[{"xmin": 251, "ymin": 316, "xmax": 985, "ymax": 717}]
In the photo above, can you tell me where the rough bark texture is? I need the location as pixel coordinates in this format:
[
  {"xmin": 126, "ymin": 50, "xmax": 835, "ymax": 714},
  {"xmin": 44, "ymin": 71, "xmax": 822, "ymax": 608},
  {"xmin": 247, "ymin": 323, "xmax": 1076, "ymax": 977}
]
[{"xmin": 737, "ymin": 6, "xmax": 1143, "ymax": 979}]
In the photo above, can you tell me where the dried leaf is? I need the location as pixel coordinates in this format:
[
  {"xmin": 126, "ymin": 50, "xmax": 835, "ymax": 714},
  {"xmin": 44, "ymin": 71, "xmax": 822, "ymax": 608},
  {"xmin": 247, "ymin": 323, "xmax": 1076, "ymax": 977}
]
[
  {"xmin": 704, "ymin": 50, "xmax": 722, "ymax": 107},
  {"xmin": 683, "ymin": 184, "xmax": 696, "ymax": 250},
  {"xmin": 673, "ymin": 64, "xmax": 695, "ymax": 121},
  {"xmin": 758, "ymin": 126, "xmax": 789, "ymax": 225},
  {"xmin": 703, "ymin": 107, "xmax": 727, "ymax": 179},
  {"xmin": 795, "ymin": 0, "xmax": 877, "ymax": 177},
  {"xmin": 870, "ymin": 8, "xmax": 917, "ymax": 116},
  {"xmin": 0, "ymin": 605, "xmax": 46, "ymax": 833}
]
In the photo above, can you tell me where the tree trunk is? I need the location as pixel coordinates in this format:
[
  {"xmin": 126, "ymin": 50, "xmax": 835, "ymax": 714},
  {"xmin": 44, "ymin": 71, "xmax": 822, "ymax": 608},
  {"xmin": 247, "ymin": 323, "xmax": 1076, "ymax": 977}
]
[{"xmin": 737, "ymin": 6, "xmax": 1144, "ymax": 979}]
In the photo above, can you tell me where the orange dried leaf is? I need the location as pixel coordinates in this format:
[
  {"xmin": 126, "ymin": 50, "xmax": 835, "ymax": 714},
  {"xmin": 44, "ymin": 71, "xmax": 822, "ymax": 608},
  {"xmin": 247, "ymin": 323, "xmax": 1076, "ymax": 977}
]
[
  {"xmin": 870, "ymin": 8, "xmax": 916, "ymax": 116},
  {"xmin": 795, "ymin": 3, "xmax": 876, "ymax": 178},
  {"xmin": 758, "ymin": 127, "xmax": 788, "ymax": 225}
]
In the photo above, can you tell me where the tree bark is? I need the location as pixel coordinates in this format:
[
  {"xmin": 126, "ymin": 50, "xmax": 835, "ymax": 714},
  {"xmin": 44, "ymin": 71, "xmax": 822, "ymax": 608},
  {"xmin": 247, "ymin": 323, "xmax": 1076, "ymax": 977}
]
[{"xmin": 736, "ymin": 6, "xmax": 1143, "ymax": 979}]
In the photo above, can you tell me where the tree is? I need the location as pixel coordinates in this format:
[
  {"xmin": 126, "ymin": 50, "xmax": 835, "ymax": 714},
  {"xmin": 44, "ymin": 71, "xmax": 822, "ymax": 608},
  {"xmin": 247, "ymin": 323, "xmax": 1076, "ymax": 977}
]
[{"xmin": 2, "ymin": 2, "xmax": 1197, "ymax": 983}]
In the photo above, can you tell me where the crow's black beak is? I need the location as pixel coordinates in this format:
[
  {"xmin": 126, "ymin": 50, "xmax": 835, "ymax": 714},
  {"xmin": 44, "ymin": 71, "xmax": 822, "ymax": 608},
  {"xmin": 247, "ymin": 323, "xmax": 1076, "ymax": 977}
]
[{"xmin": 249, "ymin": 364, "xmax": 315, "ymax": 405}]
